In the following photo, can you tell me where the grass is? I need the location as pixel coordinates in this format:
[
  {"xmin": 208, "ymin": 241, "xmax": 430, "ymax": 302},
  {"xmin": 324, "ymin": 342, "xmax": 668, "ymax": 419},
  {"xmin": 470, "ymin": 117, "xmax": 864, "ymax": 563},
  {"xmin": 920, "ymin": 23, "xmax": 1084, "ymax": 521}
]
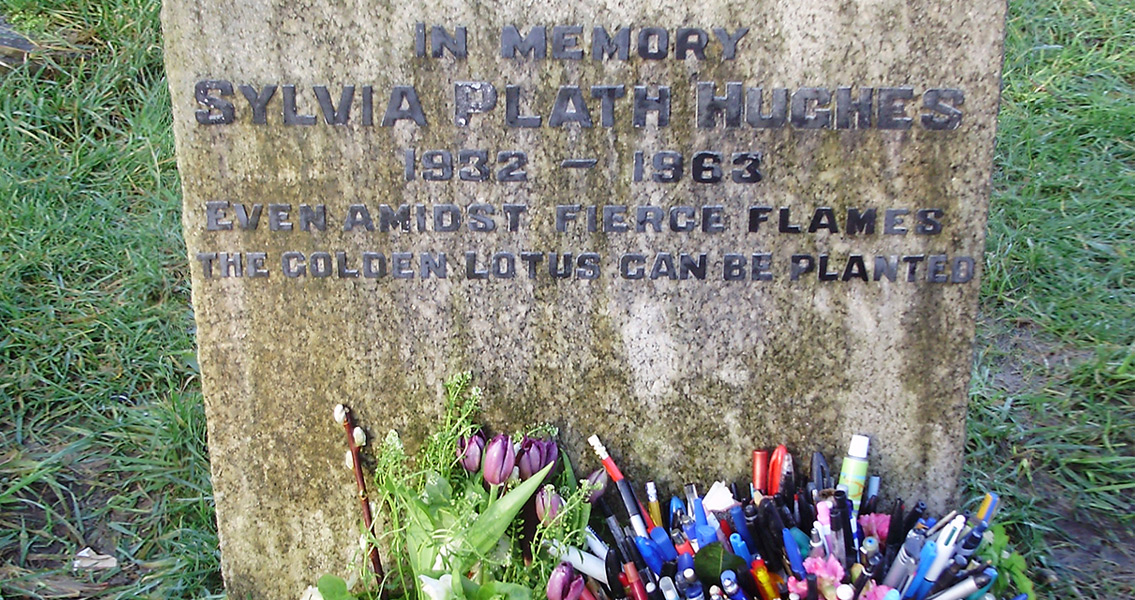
[
  {"xmin": 965, "ymin": 0, "xmax": 1135, "ymax": 597},
  {"xmin": 0, "ymin": 0, "xmax": 1131, "ymax": 598},
  {"xmin": 0, "ymin": 0, "xmax": 220, "ymax": 597}
]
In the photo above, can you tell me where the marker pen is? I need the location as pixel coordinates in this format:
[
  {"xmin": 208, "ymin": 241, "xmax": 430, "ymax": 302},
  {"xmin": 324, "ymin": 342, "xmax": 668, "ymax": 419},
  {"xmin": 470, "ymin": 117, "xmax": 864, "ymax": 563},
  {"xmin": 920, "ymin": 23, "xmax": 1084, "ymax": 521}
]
[
  {"xmin": 587, "ymin": 526, "xmax": 611, "ymax": 561},
  {"xmin": 837, "ymin": 435, "xmax": 870, "ymax": 518},
  {"xmin": 604, "ymin": 547, "xmax": 628, "ymax": 597},
  {"xmin": 550, "ymin": 542, "xmax": 611, "ymax": 586},
  {"xmin": 590, "ymin": 436, "xmax": 650, "ymax": 538}
]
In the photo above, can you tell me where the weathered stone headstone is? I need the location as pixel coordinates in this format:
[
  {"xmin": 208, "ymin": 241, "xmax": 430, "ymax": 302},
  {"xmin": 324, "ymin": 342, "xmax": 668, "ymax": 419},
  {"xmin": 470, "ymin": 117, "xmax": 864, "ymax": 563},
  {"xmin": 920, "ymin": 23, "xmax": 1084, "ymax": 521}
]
[{"xmin": 162, "ymin": 0, "xmax": 1005, "ymax": 596}]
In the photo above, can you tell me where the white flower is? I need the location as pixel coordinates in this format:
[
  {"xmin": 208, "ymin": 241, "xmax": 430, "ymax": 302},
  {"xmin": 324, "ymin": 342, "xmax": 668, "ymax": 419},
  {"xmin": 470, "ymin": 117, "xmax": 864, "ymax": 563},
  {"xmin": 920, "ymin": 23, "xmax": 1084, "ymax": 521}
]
[
  {"xmin": 300, "ymin": 586, "xmax": 324, "ymax": 600},
  {"xmin": 418, "ymin": 574, "xmax": 455, "ymax": 600},
  {"xmin": 333, "ymin": 404, "xmax": 347, "ymax": 425},
  {"xmin": 352, "ymin": 426, "xmax": 367, "ymax": 447},
  {"xmin": 345, "ymin": 450, "xmax": 354, "ymax": 470}
]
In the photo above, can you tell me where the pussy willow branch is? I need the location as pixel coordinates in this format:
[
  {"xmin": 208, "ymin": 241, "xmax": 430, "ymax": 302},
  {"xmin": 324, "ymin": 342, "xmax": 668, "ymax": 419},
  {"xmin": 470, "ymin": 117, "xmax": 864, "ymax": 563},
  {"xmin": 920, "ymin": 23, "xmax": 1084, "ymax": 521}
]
[{"xmin": 341, "ymin": 404, "xmax": 387, "ymax": 597}]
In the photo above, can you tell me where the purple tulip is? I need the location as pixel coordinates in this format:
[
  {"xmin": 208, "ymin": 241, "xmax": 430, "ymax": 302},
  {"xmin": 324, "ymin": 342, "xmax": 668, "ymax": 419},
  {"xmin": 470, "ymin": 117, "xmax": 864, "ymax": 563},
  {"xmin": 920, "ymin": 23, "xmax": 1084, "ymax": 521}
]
[
  {"xmin": 584, "ymin": 469, "xmax": 608, "ymax": 503},
  {"xmin": 482, "ymin": 434, "xmax": 516, "ymax": 486},
  {"xmin": 535, "ymin": 486, "xmax": 564, "ymax": 525},
  {"xmin": 518, "ymin": 436, "xmax": 559, "ymax": 480},
  {"xmin": 547, "ymin": 562, "xmax": 585, "ymax": 600},
  {"xmin": 457, "ymin": 430, "xmax": 486, "ymax": 472}
]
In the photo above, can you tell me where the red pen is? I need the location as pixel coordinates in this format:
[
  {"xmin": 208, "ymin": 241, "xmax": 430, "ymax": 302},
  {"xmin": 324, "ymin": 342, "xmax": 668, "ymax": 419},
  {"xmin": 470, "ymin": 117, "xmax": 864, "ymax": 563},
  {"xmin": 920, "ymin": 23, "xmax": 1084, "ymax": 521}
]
[
  {"xmin": 767, "ymin": 445, "xmax": 787, "ymax": 496},
  {"xmin": 623, "ymin": 563, "xmax": 649, "ymax": 600},
  {"xmin": 752, "ymin": 450, "xmax": 769, "ymax": 496}
]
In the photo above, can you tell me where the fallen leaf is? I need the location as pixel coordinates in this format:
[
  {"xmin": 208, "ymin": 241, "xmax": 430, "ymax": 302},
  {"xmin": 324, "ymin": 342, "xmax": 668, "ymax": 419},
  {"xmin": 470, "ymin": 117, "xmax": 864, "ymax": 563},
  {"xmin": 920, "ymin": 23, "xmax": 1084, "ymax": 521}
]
[{"xmin": 72, "ymin": 547, "xmax": 118, "ymax": 570}]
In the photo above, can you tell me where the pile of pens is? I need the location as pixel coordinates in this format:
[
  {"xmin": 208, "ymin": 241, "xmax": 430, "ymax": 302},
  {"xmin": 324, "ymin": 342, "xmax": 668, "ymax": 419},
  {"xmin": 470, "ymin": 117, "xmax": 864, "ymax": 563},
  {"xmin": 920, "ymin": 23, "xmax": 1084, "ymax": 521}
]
[{"xmin": 553, "ymin": 435, "xmax": 1023, "ymax": 600}]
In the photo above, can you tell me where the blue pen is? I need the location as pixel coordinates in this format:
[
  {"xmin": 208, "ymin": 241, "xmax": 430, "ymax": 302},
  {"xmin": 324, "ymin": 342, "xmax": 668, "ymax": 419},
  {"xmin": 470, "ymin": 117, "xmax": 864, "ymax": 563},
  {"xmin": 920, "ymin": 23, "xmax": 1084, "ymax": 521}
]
[
  {"xmin": 696, "ymin": 524, "xmax": 718, "ymax": 550},
  {"xmin": 720, "ymin": 570, "xmax": 749, "ymax": 600},
  {"xmin": 635, "ymin": 536, "xmax": 665, "ymax": 577},
  {"xmin": 693, "ymin": 497, "xmax": 709, "ymax": 528},
  {"xmin": 963, "ymin": 568, "xmax": 997, "ymax": 600},
  {"xmin": 680, "ymin": 513, "xmax": 700, "ymax": 552},
  {"xmin": 729, "ymin": 533, "xmax": 753, "ymax": 564},
  {"xmin": 651, "ymin": 526, "xmax": 679, "ymax": 561},
  {"xmin": 902, "ymin": 541, "xmax": 937, "ymax": 599},
  {"xmin": 670, "ymin": 496, "xmax": 687, "ymax": 526},
  {"xmin": 730, "ymin": 505, "xmax": 758, "ymax": 557},
  {"xmin": 782, "ymin": 527, "xmax": 805, "ymax": 579},
  {"xmin": 677, "ymin": 551, "xmax": 694, "ymax": 575}
]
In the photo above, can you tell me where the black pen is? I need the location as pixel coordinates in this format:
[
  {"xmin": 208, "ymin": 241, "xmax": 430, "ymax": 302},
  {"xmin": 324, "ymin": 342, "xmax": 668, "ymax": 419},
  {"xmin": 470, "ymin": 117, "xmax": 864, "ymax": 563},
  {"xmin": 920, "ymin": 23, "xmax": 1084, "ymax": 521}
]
[
  {"xmin": 879, "ymin": 498, "xmax": 905, "ymax": 582},
  {"xmin": 901, "ymin": 501, "xmax": 926, "ymax": 540}
]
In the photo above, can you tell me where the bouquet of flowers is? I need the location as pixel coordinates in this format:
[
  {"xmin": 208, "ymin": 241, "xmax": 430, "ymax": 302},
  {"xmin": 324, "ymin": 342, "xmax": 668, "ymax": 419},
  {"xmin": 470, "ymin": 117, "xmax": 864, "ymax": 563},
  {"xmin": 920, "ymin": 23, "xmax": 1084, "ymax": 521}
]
[
  {"xmin": 316, "ymin": 374, "xmax": 1031, "ymax": 600},
  {"xmin": 315, "ymin": 373, "xmax": 597, "ymax": 600}
]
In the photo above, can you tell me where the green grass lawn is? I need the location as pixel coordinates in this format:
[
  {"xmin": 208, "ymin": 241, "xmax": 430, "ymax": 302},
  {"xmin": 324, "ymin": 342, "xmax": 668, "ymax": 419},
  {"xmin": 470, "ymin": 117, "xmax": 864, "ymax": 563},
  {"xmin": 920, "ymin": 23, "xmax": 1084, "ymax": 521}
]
[{"xmin": 0, "ymin": 0, "xmax": 1131, "ymax": 598}]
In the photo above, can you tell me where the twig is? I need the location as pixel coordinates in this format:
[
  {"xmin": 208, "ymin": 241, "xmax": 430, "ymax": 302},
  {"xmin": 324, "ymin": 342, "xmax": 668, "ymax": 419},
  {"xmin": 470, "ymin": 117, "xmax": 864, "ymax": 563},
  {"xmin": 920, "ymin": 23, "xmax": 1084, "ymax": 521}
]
[{"xmin": 336, "ymin": 404, "xmax": 387, "ymax": 597}]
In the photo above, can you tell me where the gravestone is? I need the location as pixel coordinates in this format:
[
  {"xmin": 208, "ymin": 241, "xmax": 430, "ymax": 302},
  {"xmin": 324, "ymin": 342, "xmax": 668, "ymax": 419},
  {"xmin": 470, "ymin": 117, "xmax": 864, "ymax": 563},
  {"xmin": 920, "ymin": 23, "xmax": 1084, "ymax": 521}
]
[{"xmin": 161, "ymin": 0, "xmax": 1006, "ymax": 596}]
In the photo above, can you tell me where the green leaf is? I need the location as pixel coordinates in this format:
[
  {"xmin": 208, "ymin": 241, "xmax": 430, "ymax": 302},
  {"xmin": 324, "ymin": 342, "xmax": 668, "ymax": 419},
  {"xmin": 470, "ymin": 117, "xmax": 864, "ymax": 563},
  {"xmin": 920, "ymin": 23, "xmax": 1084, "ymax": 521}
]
[
  {"xmin": 459, "ymin": 576, "xmax": 482, "ymax": 599},
  {"xmin": 575, "ymin": 501, "xmax": 592, "ymax": 535},
  {"xmin": 560, "ymin": 453, "xmax": 577, "ymax": 492},
  {"xmin": 476, "ymin": 581, "xmax": 534, "ymax": 600},
  {"xmin": 424, "ymin": 471, "xmax": 454, "ymax": 506},
  {"xmin": 466, "ymin": 463, "xmax": 554, "ymax": 556},
  {"xmin": 405, "ymin": 498, "xmax": 440, "ymax": 576},
  {"xmin": 693, "ymin": 542, "xmax": 747, "ymax": 585},
  {"xmin": 316, "ymin": 574, "xmax": 354, "ymax": 600}
]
